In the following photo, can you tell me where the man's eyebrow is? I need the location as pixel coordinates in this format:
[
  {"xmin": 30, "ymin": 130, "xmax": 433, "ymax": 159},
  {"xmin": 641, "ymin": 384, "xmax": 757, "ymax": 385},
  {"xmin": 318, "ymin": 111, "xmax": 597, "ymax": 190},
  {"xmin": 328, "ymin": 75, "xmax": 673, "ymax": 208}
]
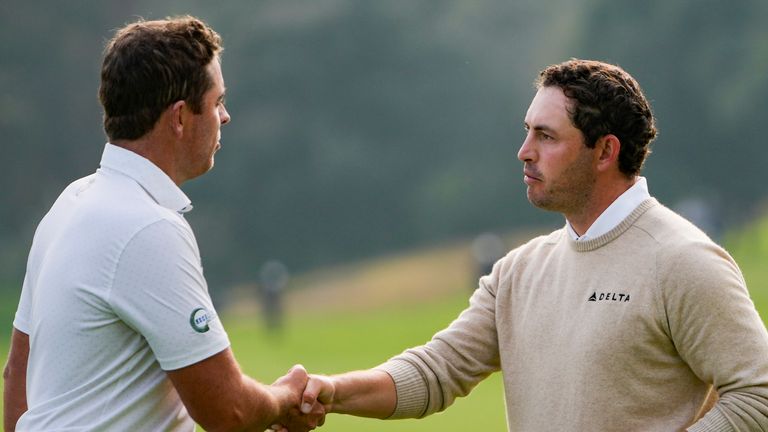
[{"xmin": 525, "ymin": 122, "xmax": 557, "ymax": 133}]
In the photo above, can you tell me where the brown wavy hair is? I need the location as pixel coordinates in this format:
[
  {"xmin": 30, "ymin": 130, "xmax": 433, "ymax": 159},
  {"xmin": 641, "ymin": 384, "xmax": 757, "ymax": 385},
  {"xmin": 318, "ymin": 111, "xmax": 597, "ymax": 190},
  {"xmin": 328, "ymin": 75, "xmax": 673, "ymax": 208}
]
[
  {"xmin": 99, "ymin": 16, "xmax": 223, "ymax": 141},
  {"xmin": 536, "ymin": 59, "xmax": 657, "ymax": 176}
]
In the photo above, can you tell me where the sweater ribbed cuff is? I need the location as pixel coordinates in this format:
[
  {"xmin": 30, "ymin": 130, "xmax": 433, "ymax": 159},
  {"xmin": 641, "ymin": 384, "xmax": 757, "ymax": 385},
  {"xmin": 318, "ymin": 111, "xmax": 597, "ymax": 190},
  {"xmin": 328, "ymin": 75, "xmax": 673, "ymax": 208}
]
[
  {"xmin": 375, "ymin": 359, "xmax": 428, "ymax": 419},
  {"xmin": 687, "ymin": 407, "xmax": 735, "ymax": 432}
]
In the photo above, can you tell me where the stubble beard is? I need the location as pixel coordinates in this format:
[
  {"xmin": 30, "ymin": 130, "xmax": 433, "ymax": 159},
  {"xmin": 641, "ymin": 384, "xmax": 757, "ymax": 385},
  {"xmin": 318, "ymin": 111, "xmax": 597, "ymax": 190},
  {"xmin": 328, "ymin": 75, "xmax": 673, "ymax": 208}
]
[{"xmin": 527, "ymin": 152, "xmax": 596, "ymax": 215}]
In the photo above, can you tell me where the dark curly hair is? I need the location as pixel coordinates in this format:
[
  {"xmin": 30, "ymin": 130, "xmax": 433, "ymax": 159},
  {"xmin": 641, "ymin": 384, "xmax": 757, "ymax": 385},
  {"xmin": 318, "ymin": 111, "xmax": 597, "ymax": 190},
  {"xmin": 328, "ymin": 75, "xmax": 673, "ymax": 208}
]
[
  {"xmin": 99, "ymin": 16, "xmax": 223, "ymax": 141},
  {"xmin": 536, "ymin": 59, "xmax": 657, "ymax": 176}
]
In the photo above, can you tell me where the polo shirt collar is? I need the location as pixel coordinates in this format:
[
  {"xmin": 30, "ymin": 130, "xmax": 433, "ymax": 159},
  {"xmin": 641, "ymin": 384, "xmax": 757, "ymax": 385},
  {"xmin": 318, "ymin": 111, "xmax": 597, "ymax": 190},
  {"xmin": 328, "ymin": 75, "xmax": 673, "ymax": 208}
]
[{"xmin": 99, "ymin": 143, "xmax": 193, "ymax": 214}]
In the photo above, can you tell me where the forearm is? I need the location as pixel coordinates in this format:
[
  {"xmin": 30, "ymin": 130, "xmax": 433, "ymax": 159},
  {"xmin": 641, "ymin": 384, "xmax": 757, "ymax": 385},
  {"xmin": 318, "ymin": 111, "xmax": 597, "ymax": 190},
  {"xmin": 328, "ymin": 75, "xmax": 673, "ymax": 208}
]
[
  {"xmin": 328, "ymin": 370, "xmax": 396, "ymax": 419},
  {"xmin": 222, "ymin": 376, "xmax": 284, "ymax": 431},
  {"xmin": 3, "ymin": 329, "xmax": 29, "ymax": 432},
  {"xmin": 168, "ymin": 349, "xmax": 304, "ymax": 432},
  {"xmin": 3, "ymin": 364, "xmax": 27, "ymax": 432},
  {"xmin": 308, "ymin": 277, "xmax": 501, "ymax": 421}
]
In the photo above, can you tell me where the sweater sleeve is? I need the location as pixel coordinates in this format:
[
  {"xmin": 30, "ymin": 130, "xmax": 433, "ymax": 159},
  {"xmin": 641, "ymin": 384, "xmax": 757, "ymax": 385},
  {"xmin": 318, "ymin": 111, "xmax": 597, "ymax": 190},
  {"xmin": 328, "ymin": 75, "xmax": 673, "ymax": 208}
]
[
  {"xmin": 661, "ymin": 240, "xmax": 768, "ymax": 431},
  {"xmin": 376, "ymin": 257, "xmax": 503, "ymax": 419}
]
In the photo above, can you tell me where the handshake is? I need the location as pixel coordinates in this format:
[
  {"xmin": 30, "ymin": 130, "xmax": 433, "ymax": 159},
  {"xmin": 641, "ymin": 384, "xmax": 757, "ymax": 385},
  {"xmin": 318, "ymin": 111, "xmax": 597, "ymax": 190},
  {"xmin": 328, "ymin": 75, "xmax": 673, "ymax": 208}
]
[
  {"xmin": 266, "ymin": 365, "xmax": 331, "ymax": 432},
  {"xmin": 265, "ymin": 365, "xmax": 395, "ymax": 432}
]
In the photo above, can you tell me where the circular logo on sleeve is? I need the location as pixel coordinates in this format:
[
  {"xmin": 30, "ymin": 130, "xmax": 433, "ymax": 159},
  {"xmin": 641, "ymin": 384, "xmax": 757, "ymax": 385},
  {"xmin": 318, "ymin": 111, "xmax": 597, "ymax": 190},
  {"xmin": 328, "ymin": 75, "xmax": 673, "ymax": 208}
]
[{"xmin": 189, "ymin": 307, "xmax": 212, "ymax": 333}]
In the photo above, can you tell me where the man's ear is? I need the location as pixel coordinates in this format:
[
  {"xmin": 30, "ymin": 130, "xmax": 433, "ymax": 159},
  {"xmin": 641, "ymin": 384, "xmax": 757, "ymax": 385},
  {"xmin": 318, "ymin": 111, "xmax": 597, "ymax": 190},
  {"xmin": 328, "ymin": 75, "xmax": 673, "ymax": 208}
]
[
  {"xmin": 169, "ymin": 100, "xmax": 186, "ymax": 138},
  {"xmin": 595, "ymin": 134, "xmax": 621, "ymax": 172}
]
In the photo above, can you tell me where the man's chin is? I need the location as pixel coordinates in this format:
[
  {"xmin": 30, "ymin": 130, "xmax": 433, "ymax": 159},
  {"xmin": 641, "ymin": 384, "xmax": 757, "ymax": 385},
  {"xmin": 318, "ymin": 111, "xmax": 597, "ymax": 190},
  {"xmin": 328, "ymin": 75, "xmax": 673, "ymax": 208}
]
[
  {"xmin": 194, "ymin": 159, "xmax": 215, "ymax": 178},
  {"xmin": 527, "ymin": 192, "xmax": 554, "ymax": 211}
]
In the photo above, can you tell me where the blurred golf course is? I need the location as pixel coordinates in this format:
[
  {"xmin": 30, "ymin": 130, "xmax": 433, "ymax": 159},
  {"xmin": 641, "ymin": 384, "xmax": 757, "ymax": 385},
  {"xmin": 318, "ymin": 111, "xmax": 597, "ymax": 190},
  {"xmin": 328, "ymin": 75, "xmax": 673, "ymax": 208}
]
[{"xmin": 1, "ymin": 216, "xmax": 767, "ymax": 431}]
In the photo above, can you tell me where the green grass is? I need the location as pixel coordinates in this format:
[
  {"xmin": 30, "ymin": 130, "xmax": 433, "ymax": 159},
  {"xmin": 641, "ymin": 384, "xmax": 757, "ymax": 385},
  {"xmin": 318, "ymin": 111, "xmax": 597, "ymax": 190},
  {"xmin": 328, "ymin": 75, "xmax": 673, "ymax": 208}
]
[
  {"xmin": 0, "ymin": 290, "xmax": 507, "ymax": 431},
  {"xmin": 725, "ymin": 216, "xmax": 768, "ymax": 323},
  {"xmin": 2, "ymin": 216, "xmax": 768, "ymax": 431},
  {"xmin": 224, "ymin": 294, "xmax": 507, "ymax": 431},
  {"xmin": 1, "ymin": 289, "xmax": 17, "ymax": 431}
]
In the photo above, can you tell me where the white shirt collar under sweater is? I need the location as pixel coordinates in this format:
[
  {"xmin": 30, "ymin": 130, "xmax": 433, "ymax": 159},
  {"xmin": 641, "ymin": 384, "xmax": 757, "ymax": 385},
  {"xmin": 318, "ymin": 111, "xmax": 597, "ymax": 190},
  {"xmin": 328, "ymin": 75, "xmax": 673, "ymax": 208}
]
[{"xmin": 567, "ymin": 177, "xmax": 650, "ymax": 241}]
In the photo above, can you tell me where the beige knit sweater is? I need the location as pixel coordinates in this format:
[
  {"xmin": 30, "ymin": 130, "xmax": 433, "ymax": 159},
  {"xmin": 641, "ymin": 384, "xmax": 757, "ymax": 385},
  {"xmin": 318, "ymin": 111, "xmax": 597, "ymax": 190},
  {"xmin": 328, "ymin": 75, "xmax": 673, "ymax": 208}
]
[{"xmin": 378, "ymin": 199, "xmax": 768, "ymax": 431}]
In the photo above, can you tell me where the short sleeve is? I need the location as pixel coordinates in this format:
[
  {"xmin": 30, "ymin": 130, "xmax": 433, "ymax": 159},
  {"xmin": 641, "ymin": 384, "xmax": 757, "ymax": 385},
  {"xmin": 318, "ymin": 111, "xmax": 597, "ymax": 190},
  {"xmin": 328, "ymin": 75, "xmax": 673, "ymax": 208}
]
[
  {"xmin": 109, "ymin": 218, "xmax": 230, "ymax": 371},
  {"xmin": 13, "ymin": 273, "xmax": 32, "ymax": 334}
]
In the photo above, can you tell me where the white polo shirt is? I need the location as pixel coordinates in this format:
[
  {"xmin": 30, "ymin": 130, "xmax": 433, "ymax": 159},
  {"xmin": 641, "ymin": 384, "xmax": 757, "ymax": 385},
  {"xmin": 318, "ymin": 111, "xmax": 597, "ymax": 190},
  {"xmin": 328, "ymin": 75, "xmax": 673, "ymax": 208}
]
[{"xmin": 14, "ymin": 144, "xmax": 230, "ymax": 431}]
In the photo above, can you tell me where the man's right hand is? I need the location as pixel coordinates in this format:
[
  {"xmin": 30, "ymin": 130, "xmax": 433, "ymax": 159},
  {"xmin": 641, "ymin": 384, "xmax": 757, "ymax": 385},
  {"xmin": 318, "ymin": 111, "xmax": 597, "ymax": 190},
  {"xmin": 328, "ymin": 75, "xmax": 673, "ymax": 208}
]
[
  {"xmin": 269, "ymin": 366, "xmax": 328, "ymax": 432},
  {"xmin": 301, "ymin": 374, "xmax": 336, "ymax": 414},
  {"xmin": 297, "ymin": 370, "xmax": 396, "ymax": 419}
]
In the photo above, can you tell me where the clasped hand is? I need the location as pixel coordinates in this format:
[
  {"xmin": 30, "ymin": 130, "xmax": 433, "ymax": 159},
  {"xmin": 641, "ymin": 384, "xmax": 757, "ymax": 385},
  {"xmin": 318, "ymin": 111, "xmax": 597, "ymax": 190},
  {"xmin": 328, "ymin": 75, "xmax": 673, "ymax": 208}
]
[{"xmin": 268, "ymin": 366, "xmax": 335, "ymax": 432}]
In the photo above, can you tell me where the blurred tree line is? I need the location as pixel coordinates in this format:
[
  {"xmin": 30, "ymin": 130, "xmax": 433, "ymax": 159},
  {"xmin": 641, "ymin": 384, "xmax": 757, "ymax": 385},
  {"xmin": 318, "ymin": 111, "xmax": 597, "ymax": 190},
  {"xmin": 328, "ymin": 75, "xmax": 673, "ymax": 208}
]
[{"xmin": 1, "ymin": 0, "xmax": 766, "ymax": 295}]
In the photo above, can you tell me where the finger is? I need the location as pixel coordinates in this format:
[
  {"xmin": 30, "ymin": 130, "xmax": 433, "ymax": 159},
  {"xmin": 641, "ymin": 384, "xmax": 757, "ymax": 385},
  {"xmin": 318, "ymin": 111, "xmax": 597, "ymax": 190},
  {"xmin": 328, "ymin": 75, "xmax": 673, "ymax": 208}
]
[
  {"xmin": 315, "ymin": 403, "xmax": 327, "ymax": 427},
  {"xmin": 301, "ymin": 376, "xmax": 326, "ymax": 413},
  {"xmin": 305, "ymin": 405, "xmax": 327, "ymax": 428}
]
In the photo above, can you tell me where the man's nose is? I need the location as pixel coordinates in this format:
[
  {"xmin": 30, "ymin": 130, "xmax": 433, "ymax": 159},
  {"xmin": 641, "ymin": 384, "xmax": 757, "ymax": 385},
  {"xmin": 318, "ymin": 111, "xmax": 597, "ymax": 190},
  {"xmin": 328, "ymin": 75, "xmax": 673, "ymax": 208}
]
[
  {"xmin": 518, "ymin": 134, "xmax": 535, "ymax": 162},
  {"xmin": 220, "ymin": 105, "xmax": 231, "ymax": 125}
]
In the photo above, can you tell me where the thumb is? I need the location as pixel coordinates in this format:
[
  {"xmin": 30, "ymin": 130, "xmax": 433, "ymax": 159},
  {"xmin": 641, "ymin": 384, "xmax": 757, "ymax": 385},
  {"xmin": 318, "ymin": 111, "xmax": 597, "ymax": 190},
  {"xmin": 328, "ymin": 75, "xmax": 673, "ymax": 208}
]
[
  {"xmin": 272, "ymin": 364, "xmax": 309, "ymax": 402},
  {"xmin": 282, "ymin": 364, "xmax": 308, "ymax": 386},
  {"xmin": 289, "ymin": 364, "xmax": 308, "ymax": 379}
]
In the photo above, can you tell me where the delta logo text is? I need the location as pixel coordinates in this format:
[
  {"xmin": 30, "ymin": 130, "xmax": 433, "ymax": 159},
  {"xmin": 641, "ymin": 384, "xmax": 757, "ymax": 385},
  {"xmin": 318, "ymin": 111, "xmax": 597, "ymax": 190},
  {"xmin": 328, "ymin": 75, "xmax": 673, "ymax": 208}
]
[
  {"xmin": 189, "ymin": 307, "xmax": 215, "ymax": 333},
  {"xmin": 588, "ymin": 292, "xmax": 630, "ymax": 302}
]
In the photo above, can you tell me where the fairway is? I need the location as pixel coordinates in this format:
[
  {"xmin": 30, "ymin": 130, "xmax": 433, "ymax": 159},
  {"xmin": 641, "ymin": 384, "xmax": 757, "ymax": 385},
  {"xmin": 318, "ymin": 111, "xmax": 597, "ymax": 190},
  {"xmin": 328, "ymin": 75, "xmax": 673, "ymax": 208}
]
[
  {"xmin": 1, "ymin": 220, "xmax": 767, "ymax": 431},
  {"xmin": 725, "ymin": 216, "xmax": 768, "ymax": 310},
  {"xmin": 224, "ymin": 294, "xmax": 507, "ymax": 431},
  {"xmin": 0, "ymin": 281, "xmax": 510, "ymax": 432}
]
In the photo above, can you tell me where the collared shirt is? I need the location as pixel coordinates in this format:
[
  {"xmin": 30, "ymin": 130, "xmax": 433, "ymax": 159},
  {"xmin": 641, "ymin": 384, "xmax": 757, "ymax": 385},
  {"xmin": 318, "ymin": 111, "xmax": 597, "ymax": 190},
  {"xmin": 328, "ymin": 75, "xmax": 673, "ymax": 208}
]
[
  {"xmin": 14, "ymin": 143, "xmax": 229, "ymax": 431},
  {"xmin": 567, "ymin": 177, "xmax": 650, "ymax": 241},
  {"xmin": 99, "ymin": 143, "xmax": 194, "ymax": 214}
]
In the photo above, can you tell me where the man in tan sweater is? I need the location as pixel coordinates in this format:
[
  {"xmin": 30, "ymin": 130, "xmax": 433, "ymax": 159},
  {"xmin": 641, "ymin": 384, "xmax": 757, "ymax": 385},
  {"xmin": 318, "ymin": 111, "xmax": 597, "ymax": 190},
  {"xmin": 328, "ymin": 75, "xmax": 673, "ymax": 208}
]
[{"xmin": 287, "ymin": 59, "xmax": 768, "ymax": 431}]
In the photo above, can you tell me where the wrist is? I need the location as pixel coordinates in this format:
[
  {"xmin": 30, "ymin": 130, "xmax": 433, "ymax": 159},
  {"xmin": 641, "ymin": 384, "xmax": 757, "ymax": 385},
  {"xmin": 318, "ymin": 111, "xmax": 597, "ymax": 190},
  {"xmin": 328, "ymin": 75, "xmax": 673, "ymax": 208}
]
[
  {"xmin": 323, "ymin": 370, "xmax": 394, "ymax": 418},
  {"xmin": 326, "ymin": 375, "xmax": 342, "ymax": 413}
]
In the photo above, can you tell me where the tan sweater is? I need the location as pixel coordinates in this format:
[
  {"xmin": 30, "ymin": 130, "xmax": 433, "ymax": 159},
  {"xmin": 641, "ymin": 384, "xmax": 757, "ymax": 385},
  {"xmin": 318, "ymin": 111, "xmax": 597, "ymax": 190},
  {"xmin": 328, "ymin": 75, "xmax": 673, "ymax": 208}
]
[{"xmin": 379, "ymin": 199, "xmax": 768, "ymax": 431}]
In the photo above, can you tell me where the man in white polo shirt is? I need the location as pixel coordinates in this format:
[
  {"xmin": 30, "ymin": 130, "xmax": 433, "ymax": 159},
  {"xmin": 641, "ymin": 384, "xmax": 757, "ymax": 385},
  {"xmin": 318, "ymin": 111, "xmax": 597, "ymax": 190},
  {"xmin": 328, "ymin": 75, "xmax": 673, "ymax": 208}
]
[
  {"xmin": 290, "ymin": 60, "xmax": 768, "ymax": 431},
  {"xmin": 3, "ymin": 16, "xmax": 323, "ymax": 432}
]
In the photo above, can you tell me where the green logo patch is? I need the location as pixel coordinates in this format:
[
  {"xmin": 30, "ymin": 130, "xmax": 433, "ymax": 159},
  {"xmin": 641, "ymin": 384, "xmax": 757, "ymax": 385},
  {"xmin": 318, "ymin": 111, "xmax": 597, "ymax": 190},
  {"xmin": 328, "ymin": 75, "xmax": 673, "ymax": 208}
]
[{"xmin": 189, "ymin": 307, "xmax": 212, "ymax": 333}]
